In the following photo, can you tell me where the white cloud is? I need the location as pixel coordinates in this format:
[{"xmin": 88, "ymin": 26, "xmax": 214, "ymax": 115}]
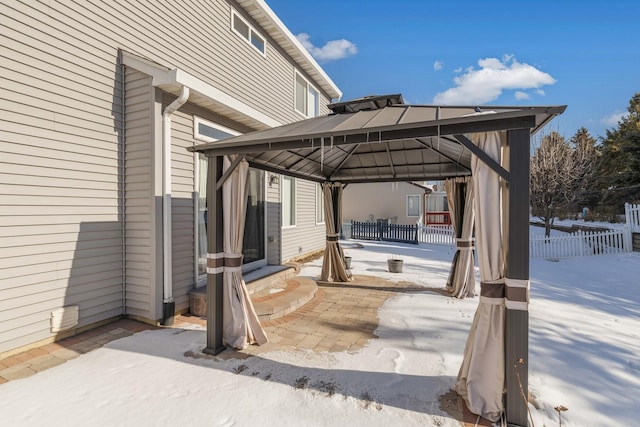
[
  {"xmin": 433, "ymin": 56, "xmax": 556, "ymax": 105},
  {"xmin": 535, "ymin": 88, "xmax": 546, "ymax": 96},
  {"xmin": 454, "ymin": 67, "xmax": 462, "ymax": 73},
  {"xmin": 601, "ymin": 111, "xmax": 626, "ymax": 127},
  {"xmin": 514, "ymin": 91, "xmax": 530, "ymax": 100},
  {"xmin": 296, "ymin": 33, "xmax": 357, "ymax": 62},
  {"xmin": 433, "ymin": 60, "xmax": 443, "ymax": 71}
]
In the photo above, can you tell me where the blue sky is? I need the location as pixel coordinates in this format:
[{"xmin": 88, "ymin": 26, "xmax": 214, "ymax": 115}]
[{"xmin": 266, "ymin": 0, "xmax": 639, "ymax": 140}]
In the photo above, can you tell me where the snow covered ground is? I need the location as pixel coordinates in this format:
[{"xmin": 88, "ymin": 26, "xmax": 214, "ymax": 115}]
[{"xmin": 0, "ymin": 235, "xmax": 638, "ymax": 427}]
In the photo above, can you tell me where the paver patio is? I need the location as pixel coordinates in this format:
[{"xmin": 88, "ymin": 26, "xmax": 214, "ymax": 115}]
[{"xmin": 0, "ymin": 273, "xmax": 488, "ymax": 426}]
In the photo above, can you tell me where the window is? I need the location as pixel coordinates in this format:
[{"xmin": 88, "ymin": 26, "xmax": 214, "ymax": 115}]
[
  {"xmin": 316, "ymin": 183, "xmax": 325, "ymax": 224},
  {"xmin": 282, "ymin": 176, "xmax": 296, "ymax": 227},
  {"xmin": 232, "ymin": 11, "xmax": 266, "ymax": 56},
  {"xmin": 407, "ymin": 195, "xmax": 420, "ymax": 217},
  {"xmin": 194, "ymin": 117, "xmax": 240, "ymax": 283},
  {"xmin": 194, "ymin": 117, "xmax": 240, "ymax": 143},
  {"xmin": 295, "ymin": 71, "xmax": 320, "ymax": 117}
]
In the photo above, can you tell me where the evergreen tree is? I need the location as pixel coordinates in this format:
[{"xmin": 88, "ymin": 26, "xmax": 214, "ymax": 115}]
[{"xmin": 598, "ymin": 93, "xmax": 640, "ymax": 209}]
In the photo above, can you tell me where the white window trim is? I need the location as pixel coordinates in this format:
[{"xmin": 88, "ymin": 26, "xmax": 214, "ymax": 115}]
[
  {"xmin": 193, "ymin": 116, "xmax": 240, "ymax": 143},
  {"xmin": 316, "ymin": 183, "xmax": 325, "ymax": 225},
  {"xmin": 231, "ymin": 10, "xmax": 267, "ymax": 57},
  {"xmin": 281, "ymin": 175, "xmax": 297, "ymax": 229},
  {"xmin": 406, "ymin": 194, "xmax": 421, "ymax": 217},
  {"xmin": 195, "ymin": 154, "xmax": 206, "ymax": 287},
  {"xmin": 294, "ymin": 70, "xmax": 320, "ymax": 118}
]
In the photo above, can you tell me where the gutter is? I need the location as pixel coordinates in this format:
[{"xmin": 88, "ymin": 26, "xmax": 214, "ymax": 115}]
[{"xmin": 161, "ymin": 86, "xmax": 189, "ymax": 326}]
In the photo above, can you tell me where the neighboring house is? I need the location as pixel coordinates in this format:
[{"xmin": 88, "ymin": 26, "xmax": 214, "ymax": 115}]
[
  {"xmin": 424, "ymin": 181, "xmax": 451, "ymax": 225},
  {"xmin": 0, "ymin": 0, "xmax": 341, "ymax": 355},
  {"xmin": 342, "ymin": 182, "xmax": 431, "ymax": 226}
]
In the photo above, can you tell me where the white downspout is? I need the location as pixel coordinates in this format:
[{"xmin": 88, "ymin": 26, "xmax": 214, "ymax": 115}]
[{"xmin": 161, "ymin": 86, "xmax": 189, "ymax": 325}]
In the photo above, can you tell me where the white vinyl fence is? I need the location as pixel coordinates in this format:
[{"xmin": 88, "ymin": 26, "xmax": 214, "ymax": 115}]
[
  {"xmin": 344, "ymin": 220, "xmax": 632, "ymax": 259},
  {"xmin": 530, "ymin": 228, "xmax": 628, "ymax": 259},
  {"xmin": 418, "ymin": 224, "xmax": 455, "ymax": 245},
  {"xmin": 626, "ymin": 203, "xmax": 640, "ymax": 232}
]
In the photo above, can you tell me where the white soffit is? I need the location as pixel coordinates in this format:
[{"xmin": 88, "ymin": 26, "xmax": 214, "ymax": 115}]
[
  {"xmin": 237, "ymin": 0, "xmax": 343, "ymax": 100},
  {"xmin": 122, "ymin": 51, "xmax": 281, "ymax": 131}
]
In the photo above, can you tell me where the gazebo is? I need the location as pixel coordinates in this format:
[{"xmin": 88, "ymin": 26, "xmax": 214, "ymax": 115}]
[{"xmin": 189, "ymin": 94, "xmax": 566, "ymax": 426}]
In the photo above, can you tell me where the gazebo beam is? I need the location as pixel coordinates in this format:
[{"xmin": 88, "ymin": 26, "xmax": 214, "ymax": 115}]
[
  {"xmin": 454, "ymin": 134, "xmax": 509, "ymax": 181},
  {"xmin": 203, "ymin": 155, "xmax": 226, "ymax": 355},
  {"xmin": 505, "ymin": 128, "xmax": 531, "ymax": 426}
]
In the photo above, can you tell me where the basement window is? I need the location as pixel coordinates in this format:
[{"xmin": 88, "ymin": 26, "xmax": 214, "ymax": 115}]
[{"xmin": 232, "ymin": 11, "xmax": 266, "ymax": 56}]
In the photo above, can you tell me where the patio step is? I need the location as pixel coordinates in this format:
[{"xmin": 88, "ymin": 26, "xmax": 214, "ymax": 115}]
[
  {"xmin": 188, "ymin": 263, "xmax": 316, "ymax": 321},
  {"xmin": 252, "ymin": 277, "xmax": 317, "ymax": 321}
]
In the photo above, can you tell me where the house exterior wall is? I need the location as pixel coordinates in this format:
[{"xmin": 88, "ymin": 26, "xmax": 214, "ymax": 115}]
[
  {"xmin": 124, "ymin": 69, "xmax": 158, "ymax": 322},
  {"xmin": 281, "ymin": 179, "xmax": 326, "ymax": 262},
  {"xmin": 266, "ymin": 176, "xmax": 282, "ymax": 266},
  {"xmin": 342, "ymin": 183, "xmax": 427, "ymax": 226},
  {"xmin": 0, "ymin": 0, "xmax": 335, "ymax": 354}
]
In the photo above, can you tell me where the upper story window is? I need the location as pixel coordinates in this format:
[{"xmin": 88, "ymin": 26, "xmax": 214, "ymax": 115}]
[
  {"xmin": 194, "ymin": 116, "xmax": 240, "ymax": 143},
  {"xmin": 232, "ymin": 11, "xmax": 266, "ymax": 56},
  {"xmin": 295, "ymin": 71, "xmax": 320, "ymax": 117}
]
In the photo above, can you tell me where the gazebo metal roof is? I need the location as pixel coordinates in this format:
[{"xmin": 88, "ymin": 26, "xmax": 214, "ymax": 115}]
[{"xmin": 189, "ymin": 96, "xmax": 566, "ymax": 184}]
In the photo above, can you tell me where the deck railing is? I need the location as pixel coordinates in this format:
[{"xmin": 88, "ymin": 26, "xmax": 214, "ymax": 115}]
[{"xmin": 424, "ymin": 211, "xmax": 451, "ymax": 225}]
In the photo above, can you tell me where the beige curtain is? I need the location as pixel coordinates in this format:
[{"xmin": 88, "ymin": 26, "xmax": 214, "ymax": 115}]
[
  {"xmin": 320, "ymin": 182, "xmax": 350, "ymax": 282},
  {"xmin": 455, "ymin": 131, "xmax": 506, "ymax": 422},
  {"xmin": 444, "ymin": 176, "xmax": 476, "ymax": 298},
  {"xmin": 222, "ymin": 155, "xmax": 268, "ymax": 349}
]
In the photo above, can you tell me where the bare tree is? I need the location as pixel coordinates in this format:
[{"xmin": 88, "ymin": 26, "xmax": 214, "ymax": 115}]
[{"xmin": 530, "ymin": 130, "xmax": 598, "ymax": 237}]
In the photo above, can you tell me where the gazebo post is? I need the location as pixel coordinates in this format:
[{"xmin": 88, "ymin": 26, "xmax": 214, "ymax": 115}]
[
  {"xmin": 204, "ymin": 155, "xmax": 226, "ymax": 355},
  {"xmin": 505, "ymin": 128, "xmax": 531, "ymax": 426}
]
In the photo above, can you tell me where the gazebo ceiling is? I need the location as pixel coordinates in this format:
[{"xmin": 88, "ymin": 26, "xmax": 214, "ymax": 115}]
[{"xmin": 189, "ymin": 95, "xmax": 566, "ymax": 184}]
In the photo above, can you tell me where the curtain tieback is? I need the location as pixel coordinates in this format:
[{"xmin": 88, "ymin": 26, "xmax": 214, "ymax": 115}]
[
  {"xmin": 223, "ymin": 253, "xmax": 244, "ymax": 272},
  {"xmin": 455, "ymin": 238, "xmax": 474, "ymax": 250},
  {"xmin": 479, "ymin": 278, "xmax": 505, "ymax": 305},
  {"xmin": 206, "ymin": 252, "xmax": 244, "ymax": 273},
  {"xmin": 326, "ymin": 233, "xmax": 339, "ymax": 242}
]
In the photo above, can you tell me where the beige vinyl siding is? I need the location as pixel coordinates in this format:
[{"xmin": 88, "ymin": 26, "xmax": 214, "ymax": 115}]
[
  {"xmin": 281, "ymin": 180, "xmax": 325, "ymax": 262},
  {"xmin": 124, "ymin": 68, "xmax": 155, "ymax": 319},
  {"xmin": 1, "ymin": 1, "xmax": 334, "ymax": 128},
  {"xmin": 0, "ymin": 12, "xmax": 125, "ymax": 353},
  {"xmin": 1, "ymin": 0, "xmax": 336, "ymax": 352},
  {"xmin": 168, "ymin": 105, "xmax": 197, "ymax": 313}
]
